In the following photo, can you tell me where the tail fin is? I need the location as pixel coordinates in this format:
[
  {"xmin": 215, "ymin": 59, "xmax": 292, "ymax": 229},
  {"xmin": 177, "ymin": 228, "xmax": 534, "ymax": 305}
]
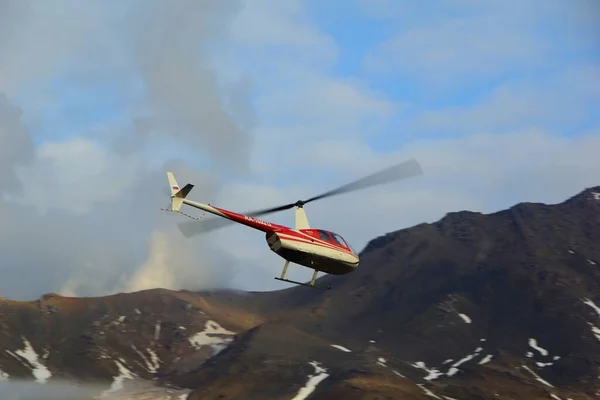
[
  {"xmin": 166, "ymin": 172, "xmax": 194, "ymax": 212},
  {"xmin": 295, "ymin": 206, "xmax": 310, "ymax": 230}
]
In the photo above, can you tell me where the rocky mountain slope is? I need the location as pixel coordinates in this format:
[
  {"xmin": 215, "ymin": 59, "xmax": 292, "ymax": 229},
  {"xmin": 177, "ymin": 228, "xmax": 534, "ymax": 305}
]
[{"xmin": 1, "ymin": 186, "xmax": 599, "ymax": 399}]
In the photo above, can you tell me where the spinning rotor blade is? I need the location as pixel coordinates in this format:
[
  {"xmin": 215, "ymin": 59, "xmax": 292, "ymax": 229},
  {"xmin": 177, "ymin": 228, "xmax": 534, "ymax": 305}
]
[
  {"xmin": 178, "ymin": 158, "xmax": 423, "ymax": 237},
  {"xmin": 179, "ymin": 216, "xmax": 240, "ymax": 237},
  {"xmin": 300, "ymin": 157, "xmax": 423, "ymax": 205},
  {"xmin": 240, "ymin": 158, "xmax": 424, "ymax": 216},
  {"xmin": 243, "ymin": 202, "xmax": 296, "ymax": 217}
]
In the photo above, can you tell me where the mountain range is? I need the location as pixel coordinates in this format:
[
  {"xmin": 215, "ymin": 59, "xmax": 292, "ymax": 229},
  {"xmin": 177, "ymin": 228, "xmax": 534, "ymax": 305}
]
[{"xmin": 1, "ymin": 186, "xmax": 599, "ymax": 399}]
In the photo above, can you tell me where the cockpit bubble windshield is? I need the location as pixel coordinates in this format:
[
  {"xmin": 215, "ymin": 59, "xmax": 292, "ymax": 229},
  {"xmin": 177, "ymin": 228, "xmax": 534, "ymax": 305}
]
[{"xmin": 331, "ymin": 232, "xmax": 356, "ymax": 253}]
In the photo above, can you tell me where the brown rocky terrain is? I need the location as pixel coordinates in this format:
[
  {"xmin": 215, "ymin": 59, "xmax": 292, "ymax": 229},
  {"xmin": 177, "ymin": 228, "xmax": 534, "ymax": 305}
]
[{"xmin": 1, "ymin": 186, "xmax": 599, "ymax": 399}]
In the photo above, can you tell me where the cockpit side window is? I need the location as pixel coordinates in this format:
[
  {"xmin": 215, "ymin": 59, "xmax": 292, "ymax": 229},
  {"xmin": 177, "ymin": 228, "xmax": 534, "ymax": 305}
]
[{"xmin": 317, "ymin": 230, "xmax": 332, "ymax": 242}]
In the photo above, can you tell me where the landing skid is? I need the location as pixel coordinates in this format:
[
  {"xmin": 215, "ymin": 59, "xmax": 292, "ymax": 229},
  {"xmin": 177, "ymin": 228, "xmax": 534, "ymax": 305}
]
[
  {"xmin": 275, "ymin": 260, "xmax": 331, "ymax": 290},
  {"xmin": 274, "ymin": 277, "xmax": 331, "ymax": 291}
]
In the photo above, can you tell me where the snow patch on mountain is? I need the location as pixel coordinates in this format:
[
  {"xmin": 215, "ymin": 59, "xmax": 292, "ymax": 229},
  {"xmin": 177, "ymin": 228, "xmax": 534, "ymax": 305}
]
[
  {"xmin": 412, "ymin": 343, "xmax": 490, "ymax": 381},
  {"xmin": 291, "ymin": 361, "xmax": 329, "ymax": 400},
  {"xmin": 582, "ymin": 298, "xmax": 600, "ymax": 341},
  {"xmin": 147, "ymin": 348, "xmax": 161, "ymax": 373},
  {"xmin": 446, "ymin": 346, "xmax": 483, "ymax": 376},
  {"xmin": 393, "ymin": 370, "xmax": 405, "ymax": 378},
  {"xmin": 101, "ymin": 359, "xmax": 137, "ymax": 397},
  {"xmin": 411, "ymin": 361, "xmax": 443, "ymax": 381},
  {"xmin": 189, "ymin": 320, "xmax": 235, "ymax": 355},
  {"xmin": 528, "ymin": 338, "xmax": 548, "ymax": 356},
  {"xmin": 458, "ymin": 313, "xmax": 472, "ymax": 324},
  {"xmin": 478, "ymin": 354, "xmax": 493, "ymax": 365},
  {"xmin": 582, "ymin": 298, "xmax": 600, "ymax": 317},
  {"xmin": 330, "ymin": 344, "xmax": 351, "ymax": 352},
  {"xmin": 522, "ymin": 365, "xmax": 553, "ymax": 388},
  {"xmin": 4, "ymin": 336, "xmax": 51, "ymax": 383},
  {"xmin": 131, "ymin": 344, "xmax": 161, "ymax": 374},
  {"xmin": 417, "ymin": 383, "xmax": 442, "ymax": 399}
]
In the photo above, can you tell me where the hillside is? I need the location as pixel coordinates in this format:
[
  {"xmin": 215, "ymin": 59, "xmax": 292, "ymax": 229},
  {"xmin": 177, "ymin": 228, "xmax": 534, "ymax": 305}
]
[{"xmin": 1, "ymin": 186, "xmax": 599, "ymax": 399}]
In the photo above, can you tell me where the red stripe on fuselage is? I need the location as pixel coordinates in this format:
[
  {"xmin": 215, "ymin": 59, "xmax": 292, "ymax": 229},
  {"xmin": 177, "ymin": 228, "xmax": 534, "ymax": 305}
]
[
  {"xmin": 206, "ymin": 206, "xmax": 355, "ymax": 256},
  {"xmin": 279, "ymin": 230, "xmax": 354, "ymax": 254},
  {"xmin": 275, "ymin": 232, "xmax": 356, "ymax": 256},
  {"xmin": 212, "ymin": 206, "xmax": 288, "ymax": 232}
]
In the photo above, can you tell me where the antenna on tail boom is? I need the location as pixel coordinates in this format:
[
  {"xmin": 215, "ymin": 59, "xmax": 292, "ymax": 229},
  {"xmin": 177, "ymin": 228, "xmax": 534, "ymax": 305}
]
[{"xmin": 160, "ymin": 206, "xmax": 205, "ymax": 221}]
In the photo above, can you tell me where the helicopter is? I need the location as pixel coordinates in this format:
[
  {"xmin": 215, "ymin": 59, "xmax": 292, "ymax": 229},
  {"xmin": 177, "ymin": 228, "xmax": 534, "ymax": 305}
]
[{"xmin": 165, "ymin": 158, "xmax": 423, "ymax": 290}]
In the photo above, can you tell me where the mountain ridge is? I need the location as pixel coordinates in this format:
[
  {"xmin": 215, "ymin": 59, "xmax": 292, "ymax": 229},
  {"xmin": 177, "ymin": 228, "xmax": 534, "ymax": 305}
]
[{"xmin": 1, "ymin": 185, "xmax": 599, "ymax": 399}]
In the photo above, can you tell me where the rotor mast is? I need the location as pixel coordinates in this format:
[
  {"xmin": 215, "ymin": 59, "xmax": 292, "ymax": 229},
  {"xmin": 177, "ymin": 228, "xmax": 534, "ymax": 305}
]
[{"xmin": 294, "ymin": 200, "xmax": 310, "ymax": 230}]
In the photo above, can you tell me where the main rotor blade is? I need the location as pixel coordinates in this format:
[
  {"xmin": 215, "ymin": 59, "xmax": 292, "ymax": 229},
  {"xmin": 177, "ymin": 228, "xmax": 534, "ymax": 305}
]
[
  {"xmin": 302, "ymin": 158, "xmax": 423, "ymax": 205},
  {"xmin": 245, "ymin": 202, "xmax": 296, "ymax": 217},
  {"xmin": 177, "ymin": 158, "xmax": 423, "ymax": 238},
  {"xmin": 178, "ymin": 217, "xmax": 238, "ymax": 237}
]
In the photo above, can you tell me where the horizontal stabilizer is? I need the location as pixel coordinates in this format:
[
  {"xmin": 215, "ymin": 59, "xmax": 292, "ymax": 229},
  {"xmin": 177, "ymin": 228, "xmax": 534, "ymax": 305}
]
[{"xmin": 174, "ymin": 183, "xmax": 194, "ymax": 198}]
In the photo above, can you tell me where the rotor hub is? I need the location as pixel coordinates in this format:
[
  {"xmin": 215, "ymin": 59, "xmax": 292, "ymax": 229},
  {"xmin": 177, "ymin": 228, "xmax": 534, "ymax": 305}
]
[{"xmin": 294, "ymin": 200, "xmax": 305, "ymax": 208}]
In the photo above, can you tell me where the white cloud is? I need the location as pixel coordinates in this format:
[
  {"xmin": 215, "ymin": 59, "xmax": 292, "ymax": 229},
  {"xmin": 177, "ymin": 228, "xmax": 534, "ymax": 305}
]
[
  {"xmin": 229, "ymin": 0, "xmax": 331, "ymax": 48},
  {"xmin": 125, "ymin": 230, "xmax": 179, "ymax": 292},
  {"xmin": 257, "ymin": 77, "xmax": 395, "ymax": 125},
  {"xmin": 10, "ymin": 138, "xmax": 143, "ymax": 214},
  {"xmin": 361, "ymin": 0, "xmax": 600, "ymax": 84},
  {"xmin": 0, "ymin": 145, "xmax": 237, "ymax": 299},
  {"xmin": 0, "ymin": 94, "xmax": 34, "ymax": 193},
  {"xmin": 0, "ymin": 0, "xmax": 598, "ymax": 300},
  {"xmin": 0, "ymin": 0, "xmax": 252, "ymax": 300},
  {"xmin": 212, "ymin": 0, "xmax": 402, "ymax": 181},
  {"xmin": 224, "ymin": 0, "xmax": 338, "ymax": 73},
  {"xmin": 416, "ymin": 64, "xmax": 600, "ymax": 135},
  {"xmin": 124, "ymin": 228, "xmax": 235, "ymax": 293},
  {"xmin": 365, "ymin": 17, "xmax": 543, "ymax": 81}
]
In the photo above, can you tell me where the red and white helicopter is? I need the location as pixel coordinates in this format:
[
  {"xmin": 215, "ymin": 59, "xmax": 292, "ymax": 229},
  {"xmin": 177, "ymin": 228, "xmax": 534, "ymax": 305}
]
[{"xmin": 165, "ymin": 158, "xmax": 423, "ymax": 290}]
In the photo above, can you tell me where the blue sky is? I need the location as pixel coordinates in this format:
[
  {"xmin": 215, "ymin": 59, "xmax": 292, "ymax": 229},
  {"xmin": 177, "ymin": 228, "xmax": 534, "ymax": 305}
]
[
  {"xmin": 1, "ymin": 0, "xmax": 599, "ymax": 298},
  {"xmin": 307, "ymin": 0, "xmax": 600, "ymax": 140},
  {"xmin": 13, "ymin": 0, "xmax": 600, "ymax": 158}
]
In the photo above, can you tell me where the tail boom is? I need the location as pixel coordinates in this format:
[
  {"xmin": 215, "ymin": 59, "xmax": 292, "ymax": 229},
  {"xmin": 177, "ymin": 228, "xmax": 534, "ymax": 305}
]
[{"xmin": 165, "ymin": 172, "xmax": 287, "ymax": 234}]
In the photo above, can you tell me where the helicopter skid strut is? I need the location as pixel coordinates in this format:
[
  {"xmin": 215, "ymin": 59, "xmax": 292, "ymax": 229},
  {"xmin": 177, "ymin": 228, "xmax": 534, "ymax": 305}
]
[{"xmin": 275, "ymin": 260, "xmax": 331, "ymax": 291}]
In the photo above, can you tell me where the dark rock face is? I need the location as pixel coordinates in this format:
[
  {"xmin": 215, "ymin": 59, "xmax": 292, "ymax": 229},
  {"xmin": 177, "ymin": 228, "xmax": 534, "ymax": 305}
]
[{"xmin": 0, "ymin": 186, "xmax": 599, "ymax": 399}]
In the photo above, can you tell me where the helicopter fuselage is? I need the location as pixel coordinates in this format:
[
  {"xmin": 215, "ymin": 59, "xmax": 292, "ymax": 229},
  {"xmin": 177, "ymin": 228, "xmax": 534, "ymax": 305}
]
[
  {"xmin": 167, "ymin": 167, "xmax": 428, "ymax": 289},
  {"xmin": 169, "ymin": 194, "xmax": 360, "ymax": 275},
  {"xmin": 266, "ymin": 230, "xmax": 359, "ymax": 275},
  {"xmin": 166, "ymin": 158, "xmax": 423, "ymax": 289}
]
